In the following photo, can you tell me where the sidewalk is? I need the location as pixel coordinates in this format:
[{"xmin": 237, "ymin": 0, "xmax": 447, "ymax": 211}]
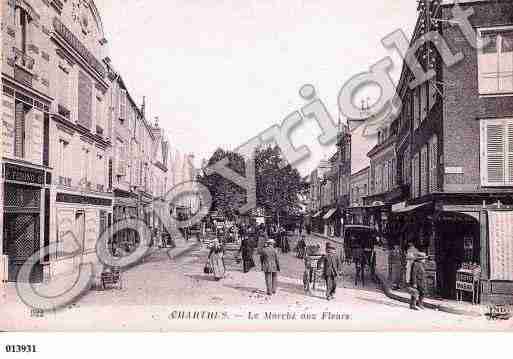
[
  {"xmin": 310, "ymin": 231, "xmax": 486, "ymax": 317},
  {"xmin": 0, "ymin": 239, "xmax": 200, "ymax": 311}
]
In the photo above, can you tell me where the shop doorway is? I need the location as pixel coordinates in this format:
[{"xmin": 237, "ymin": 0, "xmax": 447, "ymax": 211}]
[
  {"xmin": 3, "ymin": 213, "xmax": 42, "ymax": 282},
  {"xmin": 436, "ymin": 212, "xmax": 480, "ymax": 299}
]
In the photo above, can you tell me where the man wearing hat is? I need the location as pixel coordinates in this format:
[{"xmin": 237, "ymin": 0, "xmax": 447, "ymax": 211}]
[
  {"xmin": 260, "ymin": 238, "xmax": 281, "ymax": 295},
  {"xmin": 317, "ymin": 242, "xmax": 342, "ymax": 300},
  {"xmin": 409, "ymin": 252, "xmax": 428, "ymax": 310}
]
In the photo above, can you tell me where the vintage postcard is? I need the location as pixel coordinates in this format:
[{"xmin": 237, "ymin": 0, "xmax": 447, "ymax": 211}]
[{"xmin": 1, "ymin": 0, "xmax": 513, "ymax": 334}]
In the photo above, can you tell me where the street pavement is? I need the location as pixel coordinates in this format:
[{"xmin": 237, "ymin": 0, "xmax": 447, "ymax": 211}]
[{"xmin": 1, "ymin": 234, "xmax": 512, "ymax": 331}]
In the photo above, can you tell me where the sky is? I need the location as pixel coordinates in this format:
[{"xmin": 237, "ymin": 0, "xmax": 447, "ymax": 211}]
[{"xmin": 95, "ymin": 0, "xmax": 418, "ymax": 175}]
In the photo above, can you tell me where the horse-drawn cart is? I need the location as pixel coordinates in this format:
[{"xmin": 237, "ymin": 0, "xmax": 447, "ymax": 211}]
[{"xmin": 343, "ymin": 225, "xmax": 378, "ymax": 286}]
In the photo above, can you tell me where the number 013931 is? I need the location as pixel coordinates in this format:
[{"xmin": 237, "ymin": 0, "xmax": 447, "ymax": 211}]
[{"xmin": 5, "ymin": 345, "xmax": 37, "ymax": 353}]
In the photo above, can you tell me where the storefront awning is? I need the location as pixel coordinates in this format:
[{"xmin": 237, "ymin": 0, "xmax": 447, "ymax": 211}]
[
  {"xmin": 312, "ymin": 210, "xmax": 322, "ymax": 218},
  {"xmin": 323, "ymin": 208, "xmax": 337, "ymax": 220},
  {"xmin": 392, "ymin": 202, "xmax": 429, "ymax": 213}
]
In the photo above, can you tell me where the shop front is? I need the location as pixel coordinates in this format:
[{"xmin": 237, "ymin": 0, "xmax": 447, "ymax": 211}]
[
  {"xmin": 2, "ymin": 162, "xmax": 49, "ymax": 283},
  {"xmin": 390, "ymin": 193, "xmax": 513, "ymax": 303},
  {"xmin": 113, "ymin": 189, "xmax": 138, "ymax": 254},
  {"xmin": 51, "ymin": 191, "xmax": 112, "ymax": 277}
]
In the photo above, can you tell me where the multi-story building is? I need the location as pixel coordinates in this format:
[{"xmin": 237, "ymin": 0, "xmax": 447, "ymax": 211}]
[
  {"xmin": 47, "ymin": 0, "xmax": 113, "ymax": 278},
  {"xmin": 1, "ymin": 0, "xmax": 113, "ymax": 281},
  {"xmin": 150, "ymin": 120, "xmax": 169, "ymax": 237},
  {"xmin": 349, "ymin": 166, "xmax": 370, "ymax": 208},
  {"xmin": 392, "ymin": 0, "xmax": 513, "ymax": 302},
  {"xmin": 363, "ymin": 118, "xmax": 408, "ymax": 235},
  {"xmin": 2, "ymin": 0, "xmax": 52, "ymax": 283}
]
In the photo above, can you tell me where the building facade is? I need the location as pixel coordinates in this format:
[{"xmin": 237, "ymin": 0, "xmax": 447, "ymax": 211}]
[
  {"xmin": 391, "ymin": 0, "xmax": 513, "ymax": 302},
  {"xmin": 349, "ymin": 166, "xmax": 369, "ymax": 208},
  {"xmin": 1, "ymin": 0, "xmax": 196, "ymax": 283},
  {"xmin": 1, "ymin": 0, "xmax": 113, "ymax": 281}
]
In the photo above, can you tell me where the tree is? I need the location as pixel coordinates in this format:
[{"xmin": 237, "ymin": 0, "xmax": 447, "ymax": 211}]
[
  {"xmin": 255, "ymin": 146, "xmax": 307, "ymax": 225},
  {"xmin": 198, "ymin": 148, "xmax": 246, "ymax": 219},
  {"xmin": 199, "ymin": 146, "xmax": 307, "ymax": 223}
]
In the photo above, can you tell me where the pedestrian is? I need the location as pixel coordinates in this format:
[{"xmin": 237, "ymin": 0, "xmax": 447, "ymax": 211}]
[
  {"xmin": 208, "ymin": 239, "xmax": 226, "ymax": 281},
  {"xmin": 239, "ymin": 236, "xmax": 255, "ymax": 273},
  {"xmin": 405, "ymin": 241, "xmax": 419, "ymax": 284},
  {"xmin": 318, "ymin": 242, "xmax": 342, "ymax": 300},
  {"xmin": 260, "ymin": 238, "xmax": 280, "ymax": 295},
  {"xmin": 296, "ymin": 234, "xmax": 307, "ymax": 259},
  {"xmin": 409, "ymin": 252, "xmax": 428, "ymax": 310},
  {"xmin": 281, "ymin": 226, "xmax": 290, "ymax": 253}
]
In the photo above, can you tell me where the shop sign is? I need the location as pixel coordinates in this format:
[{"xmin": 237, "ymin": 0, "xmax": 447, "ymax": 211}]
[
  {"xmin": 53, "ymin": 17, "xmax": 106, "ymax": 77},
  {"xmin": 4, "ymin": 163, "xmax": 44, "ymax": 185},
  {"xmin": 56, "ymin": 192, "xmax": 112, "ymax": 207}
]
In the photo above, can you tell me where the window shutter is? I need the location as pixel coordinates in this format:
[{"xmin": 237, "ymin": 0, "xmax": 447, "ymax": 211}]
[
  {"xmin": 421, "ymin": 145, "xmax": 428, "ymax": 196},
  {"xmin": 429, "ymin": 134, "xmax": 438, "ymax": 192},
  {"xmin": 119, "ymin": 89, "xmax": 127, "ymax": 120},
  {"xmin": 482, "ymin": 120, "xmax": 505, "ymax": 186},
  {"xmin": 506, "ymin": 122, "xmax": 513, "ymax": 185},
  {"xmin": 14, "ymin": 102, "xmax": 25, "ymax": 158}
]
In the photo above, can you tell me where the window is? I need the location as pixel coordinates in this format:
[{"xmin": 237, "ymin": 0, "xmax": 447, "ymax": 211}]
[
  {"xmin": 412, "ymin": 153, "xmax": 420, "ymax": 198},
  {"xmin": 15, "ymin": 6, "xmax": 31, "ymax": 54},
  {"xmin": 480, "ymin": 118, "xmax": 513, "ymax": 186},
  {"xmin": 58, "ymin": 139, "xmax": 70, "ymax": 179},
  {"xmin": 96, "ymin": 153, "xmax": 105, "ymax": 188},
  {"xmin": 81, "ymin": 148, "xmax": 90, "ymax": 186},
  {"xmin": 420, "ymin": 83, "xmax": 428, "ymax": 122},
  {"xmin": 119, "ymin": 89, "xmax": 127, "ymax": 121},
  {"xmin": 478, "ymin": 27, "xmax": 513, "ymax": 95},
  {"xmin": 95, "ymin": 93, "xmax": 104, "ymax": 133},
  {"xmin": 57, "ymin": 66, "xmax": 70, "ymax": 116},
  {"xmin": 384, "ymin": 161, "xmax": 389, "ymax": 191},
  {"xmin": 391, "ymin": 158, "xmax": 396, "ymax": 187},
  {"xmin": 429, "ymin": 81, "xmax": 438, "ymax": 112},
  {"xmin": 78, "ymin": 71, "xmax": 93, "ymax": 129},
  {"xmin": 429, "ymin": 135, "xmax": 438, "ymax": 192},
  {"xmin": 413, "ymin": 87, "xmax": 420, "ymax": 130},
  {"xmin": 14, "ymin": 101, "xmax": 26, "ymax": 158},
  {"xmin": 421, "ymin": 145, "xmax": 428, "ymax": 196}
]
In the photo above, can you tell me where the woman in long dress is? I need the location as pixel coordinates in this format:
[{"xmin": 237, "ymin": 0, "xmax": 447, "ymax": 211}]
[{"xmin": 208, "ymin": 240, "xmax": 226, "ymax": 280}]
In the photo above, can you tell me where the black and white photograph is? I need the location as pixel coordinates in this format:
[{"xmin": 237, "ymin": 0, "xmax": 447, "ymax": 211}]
[{"xmin": 1, "ymin": 0, "xmax": 513, "ymax": 339}]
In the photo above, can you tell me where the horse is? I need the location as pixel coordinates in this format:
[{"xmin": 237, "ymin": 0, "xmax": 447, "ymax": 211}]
[{"xmin": 352, "ymin": 246, "xmax": 376, "ymax": 287}]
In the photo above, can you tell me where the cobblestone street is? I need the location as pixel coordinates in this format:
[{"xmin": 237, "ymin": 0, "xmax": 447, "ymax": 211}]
[{"xmin": 1, "ymin": 234, "xmax": 512, "ymax": 331}]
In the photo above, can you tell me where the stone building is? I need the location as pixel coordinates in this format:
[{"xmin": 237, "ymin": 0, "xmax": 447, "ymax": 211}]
[
  {"xmin": 1, "ymin": 0, "xmax": 112, "ymax": 281},
  {"xmin": 46, "ymin": 0, "xmax": 112, "ymax": 278}
]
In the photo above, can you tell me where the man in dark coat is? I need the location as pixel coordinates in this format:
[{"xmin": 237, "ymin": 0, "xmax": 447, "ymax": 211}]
[
  {"xmin": 410, "ymin": 252, "xmax": 428, "ymax": 310},
  {"xmin": 239, "ymin": 237, "xmax": 255, "ymax": 273},
  {"xmin": 260, "ymin": 238, "xmax": 280, "ymax": 295},
  {"xmin": 318, "ymin": 242, "xmax": 342, "ymax": 300}
]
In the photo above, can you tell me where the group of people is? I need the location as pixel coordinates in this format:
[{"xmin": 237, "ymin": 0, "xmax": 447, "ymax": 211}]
[{"xmin": 206, "ymin": 228, "xmax": 429, "ymax": 310}]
